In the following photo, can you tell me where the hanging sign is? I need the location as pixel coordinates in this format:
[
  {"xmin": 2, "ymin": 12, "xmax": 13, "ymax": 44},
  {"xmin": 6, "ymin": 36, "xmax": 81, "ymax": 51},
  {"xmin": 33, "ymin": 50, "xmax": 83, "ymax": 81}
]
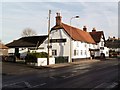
[{"xmin": 50, "ymin": 39, "xmax": 66, "ymax": 43}]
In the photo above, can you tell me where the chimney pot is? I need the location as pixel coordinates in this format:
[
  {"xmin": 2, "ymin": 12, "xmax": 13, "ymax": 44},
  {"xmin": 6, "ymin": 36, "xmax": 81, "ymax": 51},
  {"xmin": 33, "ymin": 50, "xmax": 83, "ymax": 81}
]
[
  {"xmin": 56, "ymin": 12, "xmax": 60, "ymax": 16},
  {"xmin": 92, "ymin": 27, "xmax": 96, "ymax": 32},
  {"xmin": 83, "ymin": 26, "xmax": 87, "ymax": 32}
]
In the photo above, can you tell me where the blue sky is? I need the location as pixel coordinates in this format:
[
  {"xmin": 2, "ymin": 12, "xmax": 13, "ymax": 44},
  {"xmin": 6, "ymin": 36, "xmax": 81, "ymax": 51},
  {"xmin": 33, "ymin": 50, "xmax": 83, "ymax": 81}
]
[{"xmin": 1, "ymin": 1, "xmax": 118, "ymax": 44}]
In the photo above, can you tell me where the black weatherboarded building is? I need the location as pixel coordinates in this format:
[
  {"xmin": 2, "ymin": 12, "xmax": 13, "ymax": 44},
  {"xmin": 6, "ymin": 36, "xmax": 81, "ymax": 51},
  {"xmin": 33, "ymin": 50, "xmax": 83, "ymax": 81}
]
[{"xmin": 6, "ymin": 35, "xmax": 48, "ymax": 61}]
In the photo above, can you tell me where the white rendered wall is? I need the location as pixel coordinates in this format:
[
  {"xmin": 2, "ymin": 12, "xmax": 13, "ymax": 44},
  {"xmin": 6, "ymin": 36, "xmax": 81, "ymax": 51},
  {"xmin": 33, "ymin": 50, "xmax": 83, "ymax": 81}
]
[
  {"xmin": 72, "ymin": 41, "xmax": 91, "ymax": 59},
  {"xmin": 36, "ymin": 58, "xmax": 55, "ymax": 66},
  {"xmin": 8, "ymin": 48, "xmax": 15, "ymax": 54},
  {"xmin": 97, "ymin": 35, "xmax": 109, "ymax": 57},
  {"xmin": 49, "ymin": 29, "xmax": 71, "ymax": 62}
]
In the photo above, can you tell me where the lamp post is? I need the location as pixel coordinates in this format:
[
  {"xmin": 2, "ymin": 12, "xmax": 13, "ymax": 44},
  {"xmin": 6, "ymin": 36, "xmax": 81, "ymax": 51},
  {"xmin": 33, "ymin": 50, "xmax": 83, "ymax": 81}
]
[{"xmin": 69, "ymin": 16, "xmax": 79, "ymax": 63}]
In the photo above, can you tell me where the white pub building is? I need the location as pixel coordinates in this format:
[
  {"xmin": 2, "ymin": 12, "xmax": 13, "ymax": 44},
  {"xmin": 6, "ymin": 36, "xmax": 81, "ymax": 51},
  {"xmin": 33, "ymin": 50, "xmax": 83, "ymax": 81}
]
[{"xmin": 47, "ymin": 13, "xmax": 109, "ymax": 62}]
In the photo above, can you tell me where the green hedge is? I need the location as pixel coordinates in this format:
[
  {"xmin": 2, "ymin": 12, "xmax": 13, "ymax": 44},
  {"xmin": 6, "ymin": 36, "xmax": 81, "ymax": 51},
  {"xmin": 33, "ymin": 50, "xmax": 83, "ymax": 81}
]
[
  {"xmin": 25, "ymin": 52, "xmax": 48, "ymax": 63},
  {"xmin": 30, "ymin": 52, "xmax": 48, "ymax": 58},
  {"xmin": 55, "ymin": 56, "xmax": 68, "ymax": 64}
]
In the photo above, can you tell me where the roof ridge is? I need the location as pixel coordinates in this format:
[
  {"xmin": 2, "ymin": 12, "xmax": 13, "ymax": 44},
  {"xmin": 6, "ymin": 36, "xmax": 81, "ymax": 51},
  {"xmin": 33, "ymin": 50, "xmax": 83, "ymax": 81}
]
[{"xmin": 89, "ymin": 31, "xmax": 103, "ymax": 33}]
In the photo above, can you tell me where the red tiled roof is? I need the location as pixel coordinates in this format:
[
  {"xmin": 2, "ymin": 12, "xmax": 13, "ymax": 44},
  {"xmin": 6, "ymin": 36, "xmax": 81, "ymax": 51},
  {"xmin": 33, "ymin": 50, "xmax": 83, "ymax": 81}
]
[
  {"xmin": 51, "ymin": 23, "xmax": 96, "ymax": 44},
  {"xmin": 89, "ymin": 31, "xmax": 105, "ymax": 43},
  {"xmin": 0, "ymin": 43, "xmax": 8, "ymax": 49}
]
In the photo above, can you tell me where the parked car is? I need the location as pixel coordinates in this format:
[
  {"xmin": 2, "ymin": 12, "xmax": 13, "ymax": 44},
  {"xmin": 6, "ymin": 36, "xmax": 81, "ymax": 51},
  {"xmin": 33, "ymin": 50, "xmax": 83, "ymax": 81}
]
[{"xmin": 2, "ymin": 55, "xmax": 16, "ymax": 62}]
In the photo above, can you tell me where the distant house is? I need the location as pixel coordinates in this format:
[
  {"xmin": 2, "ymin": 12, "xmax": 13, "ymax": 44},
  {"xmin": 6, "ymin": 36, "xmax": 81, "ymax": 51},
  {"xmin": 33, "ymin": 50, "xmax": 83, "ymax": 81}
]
[
  {"xmin": 6, "ymin": 35, "xmax": 48, "ymax": 59},
  {"xmin": 0, "ymin": 43, "xmax": 8, "ymax": 56},
  {"xmin": 89, "ymin": 29, "xmax": 109, "ymax": 58}
]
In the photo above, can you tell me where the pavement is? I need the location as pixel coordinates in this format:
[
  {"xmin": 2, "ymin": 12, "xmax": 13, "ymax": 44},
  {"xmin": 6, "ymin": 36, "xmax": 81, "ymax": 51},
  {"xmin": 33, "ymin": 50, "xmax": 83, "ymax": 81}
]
[
  {"xmin": 45, "ymin": 59, "xmax": 101, "ymax": 68},
  {"xmin": 45, "ymin": 57, "xmax": 119, "ymax": 69}
]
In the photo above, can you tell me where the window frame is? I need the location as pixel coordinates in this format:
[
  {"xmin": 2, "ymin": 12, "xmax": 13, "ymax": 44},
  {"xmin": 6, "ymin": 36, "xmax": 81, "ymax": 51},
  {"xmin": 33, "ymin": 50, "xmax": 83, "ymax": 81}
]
[{"xmin": 52, "ymin": 49, "xmax": 57, "ymax": 56}]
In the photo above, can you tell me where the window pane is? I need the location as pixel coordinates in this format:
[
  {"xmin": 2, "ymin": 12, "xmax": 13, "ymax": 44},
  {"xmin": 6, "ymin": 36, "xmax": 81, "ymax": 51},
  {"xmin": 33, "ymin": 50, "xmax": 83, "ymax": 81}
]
[
  {"xmin": 52, "ymin": 50, "xmax": 57, "ymax": 55},
  {"xmin": 74, "ymin": 50, "xmax": 76, "ymax": 56}
]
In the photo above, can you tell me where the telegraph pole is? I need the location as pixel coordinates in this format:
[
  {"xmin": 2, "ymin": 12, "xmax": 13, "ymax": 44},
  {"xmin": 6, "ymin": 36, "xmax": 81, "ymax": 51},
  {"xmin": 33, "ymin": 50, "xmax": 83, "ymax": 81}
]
[{"xmin": 47, "ymin": 10, "xmax": 51, "ymax": 65}]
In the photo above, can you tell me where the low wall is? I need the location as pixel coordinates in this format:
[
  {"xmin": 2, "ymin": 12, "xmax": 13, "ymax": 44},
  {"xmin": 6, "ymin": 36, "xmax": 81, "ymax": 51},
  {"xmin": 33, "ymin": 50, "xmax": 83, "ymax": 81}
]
[{"xmin": 36, "ymin": 58, "xmax": 55, "ymax": 66}]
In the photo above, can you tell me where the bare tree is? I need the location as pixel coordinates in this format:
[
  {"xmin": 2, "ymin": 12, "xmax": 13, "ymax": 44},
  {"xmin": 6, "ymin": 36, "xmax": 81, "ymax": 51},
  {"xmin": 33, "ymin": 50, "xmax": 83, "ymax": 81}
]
[{"xmin": 21, "ymin": 28, "xmax": 37, "ymax": 37}]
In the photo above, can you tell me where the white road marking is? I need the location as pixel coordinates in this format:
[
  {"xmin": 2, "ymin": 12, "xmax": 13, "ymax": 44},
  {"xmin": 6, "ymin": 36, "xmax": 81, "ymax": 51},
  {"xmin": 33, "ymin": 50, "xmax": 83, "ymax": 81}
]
[
  {"xmin": 106, "ymin": 82, "xmax": 118, "ymax": 88},
  {"xmin": 32, "ymin": 83, "xmax": 47, "ymax": 88},
  {"xmin": 93, "ymin": 82, "xmax": 118, "ymax": 89},
  {"xmin": 64, "ymin": 75, "xmax": 72, "ymax": 79},
  {"xmin": 24, "ymin": 81, "xmax": 31, "ymax": 88},
  {"xmin": 63, "ymin": 70, "xmax": 89, "ymax": 79},
  {"xmin": 40, "ymin": 83, "xmax": 46, "ymax": 86},
  {"xmin": 72, "ymin": 71, "xmax": 77, "ymax": 72},
  {"xmin": 50, "ymin": 76, "xmax": 56, "ymax": 80},
  {"xmin": 93, "ymin": 82, "xmax": 108, "ymax": 88},
  {"xmin": 3, "ymin": 81, "xmax": 29, "ymax": 87},
  {"xmin": 3, "ymin": 81, "xmax": 24, "ymax": 87}
]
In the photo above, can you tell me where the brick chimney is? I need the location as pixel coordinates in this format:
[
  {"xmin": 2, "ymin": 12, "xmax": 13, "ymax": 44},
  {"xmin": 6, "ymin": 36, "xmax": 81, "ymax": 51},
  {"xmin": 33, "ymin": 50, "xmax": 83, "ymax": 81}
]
[
  {"xmin": 92, "ymin": 27, "xmax": 96, "ymax": 32},
  {"xmin": 83, "ymin": 26, "xmax": 87, "ymax": 32},
  {"xmin": 56, "ymin": 12, "xmax": 62, "ymax": 26}
]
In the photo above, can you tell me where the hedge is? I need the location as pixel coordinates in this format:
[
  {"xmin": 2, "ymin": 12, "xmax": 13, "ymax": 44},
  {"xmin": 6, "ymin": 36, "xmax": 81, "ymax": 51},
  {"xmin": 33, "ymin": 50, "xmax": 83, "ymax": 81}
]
[{"xmin": 25, "ymin": 52, "xmax": 48, "ymax": 63}]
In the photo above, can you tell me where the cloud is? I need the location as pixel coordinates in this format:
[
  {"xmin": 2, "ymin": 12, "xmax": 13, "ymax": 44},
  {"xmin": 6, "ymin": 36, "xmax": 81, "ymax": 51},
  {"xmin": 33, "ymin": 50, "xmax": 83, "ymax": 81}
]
[
  {"xmin": 2, "ymin": 0, "xmax": 119, "ymax": 2},
  {"xmin": 2, "ymin": 2, "xmax": 118, "ymax": 44},
  {"xmin": 69, "ymin": 2, "xmax": 118, "ymax": 38}
]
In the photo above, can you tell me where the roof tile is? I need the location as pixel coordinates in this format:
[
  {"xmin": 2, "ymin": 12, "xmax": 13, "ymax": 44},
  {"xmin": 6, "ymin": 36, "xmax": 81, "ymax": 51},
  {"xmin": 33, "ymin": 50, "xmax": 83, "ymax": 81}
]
[
  {"xmin": 89, "ymin": 31, "xmax": 105, "ymax": 43},
  {"xmin": 51, "ymin": 23, "xmax": 96, "ymax": 44}
]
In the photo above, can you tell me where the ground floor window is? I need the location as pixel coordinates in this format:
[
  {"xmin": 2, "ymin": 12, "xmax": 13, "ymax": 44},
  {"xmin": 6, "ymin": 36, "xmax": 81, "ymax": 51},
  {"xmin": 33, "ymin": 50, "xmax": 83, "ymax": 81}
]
[
  {"xmin": 85, "ymin": 50, "xmax": 87, "ymax": 55},
  {"xmin": 52, "ymin": 50, "xmax": 57, "ymax": 56},
  {"xmin": 74, "ymin": 50, "xmax": 79, "ymax": 56},
  {"xmin": 106, "ymin": 51, "xmax": 109, "ymax": 55},
  {"xmin": 81, "ymin": 50, "xmax": 83, "ymax": 55}
]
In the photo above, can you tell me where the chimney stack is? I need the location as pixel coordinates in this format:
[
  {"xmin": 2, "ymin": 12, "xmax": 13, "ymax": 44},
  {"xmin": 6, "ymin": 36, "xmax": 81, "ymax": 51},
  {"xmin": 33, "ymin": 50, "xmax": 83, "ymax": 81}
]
[
  {"xmin": 83, "ymin": 26, "xmax": 87, "ymax": 32},
  {"xmin": 92, "ymin": 27, "xmax": 96, "ymax": 32},
  {"xmin": 56, "ymin": 12, "xmax": 62, "ymax": 26}
]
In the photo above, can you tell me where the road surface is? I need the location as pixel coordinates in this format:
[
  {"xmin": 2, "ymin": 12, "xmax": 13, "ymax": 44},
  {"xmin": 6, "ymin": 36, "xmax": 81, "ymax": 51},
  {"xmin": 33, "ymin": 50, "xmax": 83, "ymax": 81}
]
[{"xmin": 2, "ymin": 58, "xmax": 120, "ymax": 89}]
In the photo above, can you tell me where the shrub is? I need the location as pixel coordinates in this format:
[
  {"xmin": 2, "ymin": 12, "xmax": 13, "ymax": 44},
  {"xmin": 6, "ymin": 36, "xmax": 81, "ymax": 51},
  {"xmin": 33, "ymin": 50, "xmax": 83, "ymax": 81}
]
[
  {"xmin": 25, "ymin": 52, "xmax": 48, "ymax": 63},
  {"xmin": 25, "ymin": 53, "xmax": 37, "ymax": 63},
  {"xmin": 35, "ymin": 52, "xmax": 48, "ymax": 58},
  {"xmin": 55, "ymin": 56, "xmax": 68, "ymax": 63}
]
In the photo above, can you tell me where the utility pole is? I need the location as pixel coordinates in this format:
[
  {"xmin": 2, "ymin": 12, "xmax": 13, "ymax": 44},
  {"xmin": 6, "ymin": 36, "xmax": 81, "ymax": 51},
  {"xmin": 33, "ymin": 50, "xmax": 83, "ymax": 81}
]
[{"xmin": 47, "ymin": 10, "xmax": 51, "ymax": 65}]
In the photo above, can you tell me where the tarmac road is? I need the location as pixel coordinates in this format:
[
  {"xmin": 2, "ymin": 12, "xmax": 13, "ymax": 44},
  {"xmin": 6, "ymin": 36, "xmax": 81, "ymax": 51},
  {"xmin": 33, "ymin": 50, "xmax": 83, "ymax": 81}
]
[{"xmin": 2, "ymin": 58, "xmax": 120, "ymax": 89}]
